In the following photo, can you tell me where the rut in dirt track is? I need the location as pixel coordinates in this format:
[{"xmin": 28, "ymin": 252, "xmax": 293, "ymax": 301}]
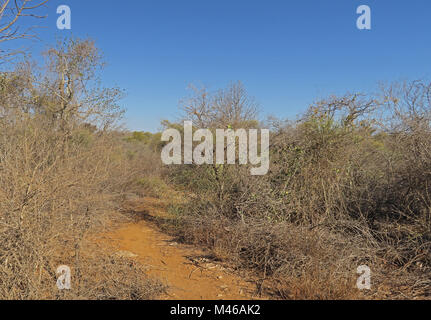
[{"xmin": 101, "ymin": 197, "xmax": 265, "ymax": 300}]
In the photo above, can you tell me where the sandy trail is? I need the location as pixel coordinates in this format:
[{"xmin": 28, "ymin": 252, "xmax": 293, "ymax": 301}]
[{"xmin": 101, "ymin": 197, "xmax": 262, "ymax": 300}]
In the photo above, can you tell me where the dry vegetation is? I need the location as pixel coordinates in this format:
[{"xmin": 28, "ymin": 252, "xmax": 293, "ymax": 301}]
[
  {"xmin": 142, "ymin": 82, "xmax": 430, "ymax": 300},
  {"xmin": 2, "ymin": 39, "xmax": 429, "ymax": 300},
  {"xmin": 1, "ymin": 1, "xmax": 429, "ymax": 300},
  {"xmin": 0, "ymin": 37, "xmax": 166, "ymax": 299}
]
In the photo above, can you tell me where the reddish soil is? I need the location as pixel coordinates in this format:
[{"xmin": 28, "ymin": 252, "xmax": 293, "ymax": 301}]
[{"xmin": 101, "ymin": 197, "xmax": 264, "ymax": 300}]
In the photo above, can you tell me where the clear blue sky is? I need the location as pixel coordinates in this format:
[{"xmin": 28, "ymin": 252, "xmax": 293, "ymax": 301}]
[{"xmin": 14, "ymin": 0, "xmax": 431, "ymax": 132}]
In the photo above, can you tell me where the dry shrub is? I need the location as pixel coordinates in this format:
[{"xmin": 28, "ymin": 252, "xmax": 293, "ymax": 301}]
[
  {"xmin": 135, "ymin": 177, "xmax": 169, "ymax": 199},
  {"xmin": 166, "ymin": 81, "xmax": 431, "ymax": 299},
  {"xmin": 0, "ymin": 115, "xmax": 166, "ymax": 299},
  {"xmin": 52, "ymin": 243, "xmax": 166, "ymax": 300},
  {"xmin": 171, "ymin": 206, "xmax": 371, "ymax": 299},
  {"xmin": 0, "ymin": 38, "xmax": 166, "ymax": 299}
]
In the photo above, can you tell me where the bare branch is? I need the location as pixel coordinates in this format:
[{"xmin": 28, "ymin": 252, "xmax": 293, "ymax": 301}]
[{"xmin": 0, "ymin": 0, "xmax": 49, "ymax": 59}]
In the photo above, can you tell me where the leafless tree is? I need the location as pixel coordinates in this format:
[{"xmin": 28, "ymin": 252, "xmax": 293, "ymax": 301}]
[
  {"xmin": 180, "ymin": 81, "xmax": 259, "ymax": 129},
  {"xmin": 0, "ymin": 0, "xmax": 49, "ymax": 59}
]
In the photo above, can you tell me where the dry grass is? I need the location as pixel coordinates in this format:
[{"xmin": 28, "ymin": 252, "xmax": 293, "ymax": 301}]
[
  {"xmin": 0, "ymin": 38, "xmax": 166, "ymax": 300},
  {"xmin": 2, "ymin": 37, "xmax": 430, "ymax": 300},
  {"xmin": 160, "ymin": 82, "xmax": 431, "ymax": 300}
]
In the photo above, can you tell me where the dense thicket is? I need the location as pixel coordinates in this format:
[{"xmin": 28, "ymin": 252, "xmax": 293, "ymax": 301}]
[
  {"xmin": 0, "ymin": 38, "xmax": 165, "ymax": 299},
  {"xmin": 152, "ymin": 82, "xmax": 430, "ymax": 299}
]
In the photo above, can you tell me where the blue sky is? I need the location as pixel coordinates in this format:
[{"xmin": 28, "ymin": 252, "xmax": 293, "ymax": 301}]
[{"xmin": 11, "ymin": 0, "xmax": 431, "ymax": 132}]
